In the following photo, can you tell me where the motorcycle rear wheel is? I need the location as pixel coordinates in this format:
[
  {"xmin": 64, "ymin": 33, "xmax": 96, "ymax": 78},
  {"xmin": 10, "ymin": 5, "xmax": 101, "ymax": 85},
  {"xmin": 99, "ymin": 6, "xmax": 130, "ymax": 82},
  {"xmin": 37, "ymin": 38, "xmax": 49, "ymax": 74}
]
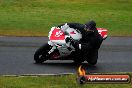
[
  {"xmin": 34, "ymin": 43, "xmax": 51, "ymax": 63},
  {"xmin": 87, "ymin": 59, "xmax": 97, "ymax": 65},
  {"xmin": 73, "ymin": 59, "xmax": 84, "ymax": 64}
]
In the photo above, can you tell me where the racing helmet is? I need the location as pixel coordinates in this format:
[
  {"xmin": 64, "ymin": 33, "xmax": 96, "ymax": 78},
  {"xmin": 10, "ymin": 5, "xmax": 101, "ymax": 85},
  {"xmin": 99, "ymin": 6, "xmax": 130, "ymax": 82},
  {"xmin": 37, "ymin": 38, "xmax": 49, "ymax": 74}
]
[{"xmin": 84, "ymin": 20, "xmax": 96, "ymax": 31}]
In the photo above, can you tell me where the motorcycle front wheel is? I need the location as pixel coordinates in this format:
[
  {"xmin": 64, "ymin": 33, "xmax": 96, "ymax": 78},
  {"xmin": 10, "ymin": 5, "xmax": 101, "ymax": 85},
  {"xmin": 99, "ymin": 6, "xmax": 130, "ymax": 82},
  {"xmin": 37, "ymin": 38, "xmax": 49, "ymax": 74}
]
[{"xmin": 34, "ymin": 43, "xmax": 51, "ymax": 63}]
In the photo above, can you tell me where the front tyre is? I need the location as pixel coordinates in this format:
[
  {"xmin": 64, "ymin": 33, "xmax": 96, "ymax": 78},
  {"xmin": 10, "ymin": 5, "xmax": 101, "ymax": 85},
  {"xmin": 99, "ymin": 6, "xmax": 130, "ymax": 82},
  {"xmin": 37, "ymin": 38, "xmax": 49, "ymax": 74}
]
[{"xmin": 34, "ymin": 43, "xmax": 51, "ymax": 63}]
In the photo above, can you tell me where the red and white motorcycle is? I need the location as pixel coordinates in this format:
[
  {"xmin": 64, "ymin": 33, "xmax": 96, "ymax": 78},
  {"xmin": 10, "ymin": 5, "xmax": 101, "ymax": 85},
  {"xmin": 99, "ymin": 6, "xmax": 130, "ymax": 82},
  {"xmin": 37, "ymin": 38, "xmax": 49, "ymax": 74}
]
[{"xmin": 34, "ymin": 24, "xmax": 108, "ymax": 64}]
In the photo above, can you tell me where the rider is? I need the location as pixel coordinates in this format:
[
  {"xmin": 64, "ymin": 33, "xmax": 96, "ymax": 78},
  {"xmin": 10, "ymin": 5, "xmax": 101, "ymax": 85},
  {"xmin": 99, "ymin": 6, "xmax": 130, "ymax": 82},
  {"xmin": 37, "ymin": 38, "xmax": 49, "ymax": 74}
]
[{"xmin": 58, "ymin": 20, "xmax": 103, "ymax": 65}]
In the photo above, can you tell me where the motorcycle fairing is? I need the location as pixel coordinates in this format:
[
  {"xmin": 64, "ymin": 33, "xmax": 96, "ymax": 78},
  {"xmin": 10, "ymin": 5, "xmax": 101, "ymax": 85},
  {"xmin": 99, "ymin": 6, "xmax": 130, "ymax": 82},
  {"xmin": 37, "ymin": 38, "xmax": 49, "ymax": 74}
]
[
  {"xmin": 49, "ymin": 27, "xmax": 66, "ymax": 45},
  {"xmin": 97, "ymin": 28, "xmax": 108, "ymax": 39}
]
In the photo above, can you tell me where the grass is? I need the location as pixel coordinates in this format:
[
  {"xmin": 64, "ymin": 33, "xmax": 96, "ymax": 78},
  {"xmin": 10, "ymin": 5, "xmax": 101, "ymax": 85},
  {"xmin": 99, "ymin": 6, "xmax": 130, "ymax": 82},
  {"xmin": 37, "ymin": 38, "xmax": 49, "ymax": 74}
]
[
  {"xmin": 0, "ymin": 0, "xmax": 132, "ymax": 36},
  {"xmin": 0, "ymin": 73, "xmax": 131, "ymax": 88}
]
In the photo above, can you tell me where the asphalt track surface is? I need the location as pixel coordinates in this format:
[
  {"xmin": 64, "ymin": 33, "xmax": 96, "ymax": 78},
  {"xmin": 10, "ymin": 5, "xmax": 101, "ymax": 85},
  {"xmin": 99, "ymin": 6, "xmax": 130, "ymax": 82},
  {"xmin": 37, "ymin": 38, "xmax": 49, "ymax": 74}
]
[{"xmin": 0, "ymin": 36, "xmax": 132, "ymax": 75}]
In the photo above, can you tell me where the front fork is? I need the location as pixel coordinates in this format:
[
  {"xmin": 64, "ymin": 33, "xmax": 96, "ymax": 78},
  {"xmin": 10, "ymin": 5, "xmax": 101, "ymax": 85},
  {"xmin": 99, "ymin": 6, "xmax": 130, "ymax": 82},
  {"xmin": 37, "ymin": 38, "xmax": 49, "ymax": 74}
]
[
  {"xmin": 48, "ymin": 41, "xmax": 61, "ymax": 59},
  {"xmin": 48, "ymin": 41, "xmax": 56, "ymax": 54}
]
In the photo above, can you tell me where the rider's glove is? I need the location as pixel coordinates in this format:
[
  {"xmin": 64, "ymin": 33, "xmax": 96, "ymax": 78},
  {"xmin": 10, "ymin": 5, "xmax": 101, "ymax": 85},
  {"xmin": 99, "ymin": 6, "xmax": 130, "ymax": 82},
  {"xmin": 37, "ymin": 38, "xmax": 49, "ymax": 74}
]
[
  {"xmin": 65, "ymin": 37, "xmax": 71, "ymax": 43},
  {"xmin": 71, "ymin": 40, "xmax": 81, "ymax": 50},
  {"xmin": 66, "ymin": 37, "xmax": 81, "ymax": 50}
]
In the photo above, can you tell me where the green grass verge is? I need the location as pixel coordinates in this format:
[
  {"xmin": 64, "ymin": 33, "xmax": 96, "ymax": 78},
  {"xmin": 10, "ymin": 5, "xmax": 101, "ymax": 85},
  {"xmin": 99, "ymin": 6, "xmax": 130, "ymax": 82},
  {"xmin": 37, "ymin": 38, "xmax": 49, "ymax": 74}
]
[
  {"xmin": 0, "ymin": 73, "xmax": 131, "ymax": 88},
  {"xmin": 0, "ymin": 0, "xmax": 132, "ymax": 36}
]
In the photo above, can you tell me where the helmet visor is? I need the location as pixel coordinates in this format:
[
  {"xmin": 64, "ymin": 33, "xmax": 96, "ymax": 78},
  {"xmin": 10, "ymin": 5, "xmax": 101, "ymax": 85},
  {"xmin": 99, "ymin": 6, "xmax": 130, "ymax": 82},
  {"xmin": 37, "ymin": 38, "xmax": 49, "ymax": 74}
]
[{"xmin": 84, "ymin": 25, "xmax": 94, "ymax": 32}]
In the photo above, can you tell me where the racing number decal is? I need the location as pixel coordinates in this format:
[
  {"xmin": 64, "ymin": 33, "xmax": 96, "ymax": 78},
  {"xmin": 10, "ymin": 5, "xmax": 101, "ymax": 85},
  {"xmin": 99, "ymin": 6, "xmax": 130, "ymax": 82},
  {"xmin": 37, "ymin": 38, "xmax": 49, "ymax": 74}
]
[
  {"xmin": 55, "ymin": 30, "xmax": 63, "ymax": 37},
  {"xmin": 50, "ymin": 28, "xmax": 65, "ymax": 40}
]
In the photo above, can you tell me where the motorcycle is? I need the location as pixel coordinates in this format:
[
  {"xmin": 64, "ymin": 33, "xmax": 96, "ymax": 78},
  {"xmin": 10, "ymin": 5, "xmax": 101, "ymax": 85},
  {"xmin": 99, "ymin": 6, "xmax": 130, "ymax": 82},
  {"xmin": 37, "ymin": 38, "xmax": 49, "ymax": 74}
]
[{"xmin": 34, "ymin": 23, "xmax": 108, "ymax": 64}]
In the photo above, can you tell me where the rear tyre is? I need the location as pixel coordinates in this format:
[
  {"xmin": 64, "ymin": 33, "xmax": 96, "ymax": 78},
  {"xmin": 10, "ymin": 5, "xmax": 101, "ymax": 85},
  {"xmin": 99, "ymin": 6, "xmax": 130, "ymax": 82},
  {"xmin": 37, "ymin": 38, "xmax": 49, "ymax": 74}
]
[
  {"xmin": 73, "ymin": 59, "xmax": 84, "ymax": 64},
  {"xmin": 71, "ymin": 51, "xmax": 84, "ymax": 64},
  {"xmin": 34, "ymin": 43, "xmax": 51, "ymax": 63},
  {"xmin": 87, "ymin": 50, "xmax": 98, "ymax": 66},
  {"xmin": 87, "ymin": 59, "xmax": 97, "ymax": 66}
]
